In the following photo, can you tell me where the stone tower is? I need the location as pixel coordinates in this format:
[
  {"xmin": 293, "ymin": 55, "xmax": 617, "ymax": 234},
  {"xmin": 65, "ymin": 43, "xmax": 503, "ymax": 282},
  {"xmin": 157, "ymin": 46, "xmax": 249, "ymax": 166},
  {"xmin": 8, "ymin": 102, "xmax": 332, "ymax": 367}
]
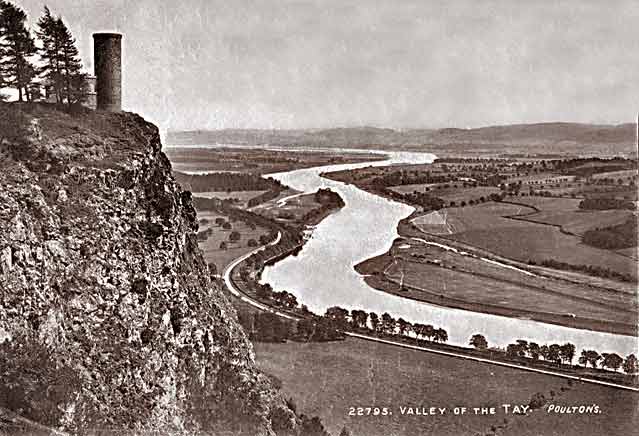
[{"xmin": 93, "ymin": 33, "xmax": 122, "ymax": 112}]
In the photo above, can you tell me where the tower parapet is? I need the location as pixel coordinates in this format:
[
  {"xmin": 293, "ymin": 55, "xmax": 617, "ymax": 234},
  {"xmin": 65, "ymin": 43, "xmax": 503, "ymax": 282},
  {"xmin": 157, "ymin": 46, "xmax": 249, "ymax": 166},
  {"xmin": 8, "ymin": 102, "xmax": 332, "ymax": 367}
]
[{"xmin": 93, "ymin": 33, "xmax": 122, "ymax": 112}]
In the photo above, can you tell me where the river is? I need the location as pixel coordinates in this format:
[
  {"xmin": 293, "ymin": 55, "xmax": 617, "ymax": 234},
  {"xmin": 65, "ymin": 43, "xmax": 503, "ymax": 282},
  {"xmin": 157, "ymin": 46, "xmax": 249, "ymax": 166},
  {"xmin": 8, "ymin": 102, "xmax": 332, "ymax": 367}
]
[{"xmin": 259, "ymin": 150, "xmax": 638, "ymax": 357}]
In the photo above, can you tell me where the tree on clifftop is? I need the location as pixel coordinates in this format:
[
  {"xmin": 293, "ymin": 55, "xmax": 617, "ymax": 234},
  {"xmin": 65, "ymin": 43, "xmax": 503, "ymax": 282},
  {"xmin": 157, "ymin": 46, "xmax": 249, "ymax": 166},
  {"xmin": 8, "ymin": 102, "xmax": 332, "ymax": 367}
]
[
  {"xmin": 0, "ymin": 1, "xmax": 38, "ymax": 101},
  {"xmin": 36, "ymin": 6, "xmax": 62, "ymax": 103},
  {"xmin": 36, "ymin": 8, "xmax": 87, "ymax": 108}
]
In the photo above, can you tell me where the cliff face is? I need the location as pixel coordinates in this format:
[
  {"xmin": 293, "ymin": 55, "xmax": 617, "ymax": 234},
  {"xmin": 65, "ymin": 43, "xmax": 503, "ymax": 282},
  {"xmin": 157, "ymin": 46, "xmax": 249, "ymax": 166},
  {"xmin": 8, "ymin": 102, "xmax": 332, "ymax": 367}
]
[{"xmin": 0, "ymin": 104, "xmax": 294, "ymax": 435}]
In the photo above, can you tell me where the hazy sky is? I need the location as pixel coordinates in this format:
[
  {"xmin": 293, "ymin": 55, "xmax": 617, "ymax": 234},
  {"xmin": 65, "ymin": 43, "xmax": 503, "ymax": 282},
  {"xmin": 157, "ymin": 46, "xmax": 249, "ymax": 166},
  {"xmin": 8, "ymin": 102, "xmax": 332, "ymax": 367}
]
[{"xmin": 14, "ymin": 0, "xmax": 639, "ymax": 130}]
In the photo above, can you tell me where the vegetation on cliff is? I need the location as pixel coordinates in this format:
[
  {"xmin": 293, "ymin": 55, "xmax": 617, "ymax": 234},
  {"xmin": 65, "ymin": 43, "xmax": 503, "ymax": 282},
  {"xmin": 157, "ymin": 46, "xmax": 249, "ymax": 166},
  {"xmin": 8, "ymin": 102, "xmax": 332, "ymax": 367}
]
[{"xmin": 0, "ymin": 103, "xmax": 302, "ymax": 435}]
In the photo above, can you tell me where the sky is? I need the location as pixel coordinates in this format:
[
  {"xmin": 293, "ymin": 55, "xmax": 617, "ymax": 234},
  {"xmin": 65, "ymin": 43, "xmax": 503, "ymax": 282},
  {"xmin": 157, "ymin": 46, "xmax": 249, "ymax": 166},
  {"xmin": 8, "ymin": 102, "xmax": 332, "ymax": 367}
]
[{"xmin": 12, "ymin": 0, "xmax": 639, "ymax": 131}]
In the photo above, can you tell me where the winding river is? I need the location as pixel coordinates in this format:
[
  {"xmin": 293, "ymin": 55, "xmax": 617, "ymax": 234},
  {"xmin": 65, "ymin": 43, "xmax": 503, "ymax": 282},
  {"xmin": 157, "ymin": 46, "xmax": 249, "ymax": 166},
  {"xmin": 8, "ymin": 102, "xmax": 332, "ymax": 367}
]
[{"xmin": 259, "ymin": 150, "xmax": 638, "ymax": 357}]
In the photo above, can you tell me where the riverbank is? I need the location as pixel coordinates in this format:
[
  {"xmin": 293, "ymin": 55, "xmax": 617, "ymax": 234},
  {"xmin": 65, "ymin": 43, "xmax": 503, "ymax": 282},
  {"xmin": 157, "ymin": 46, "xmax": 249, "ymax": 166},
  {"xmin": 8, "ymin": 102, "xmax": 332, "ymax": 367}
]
[
  {"xmin": 321, "ymin": 169, "xmax": 637, "ymax": 338},
  {"xmin": 165, "ymin": 144, "xmax": 386, "ymax": 175},
  {"xmin": 357, "ymin": 257, "xmax": 636, "ymax": 337},
  {"xmin": 221, "ymin": 217, "xmax": 638, "ymax": 389}
]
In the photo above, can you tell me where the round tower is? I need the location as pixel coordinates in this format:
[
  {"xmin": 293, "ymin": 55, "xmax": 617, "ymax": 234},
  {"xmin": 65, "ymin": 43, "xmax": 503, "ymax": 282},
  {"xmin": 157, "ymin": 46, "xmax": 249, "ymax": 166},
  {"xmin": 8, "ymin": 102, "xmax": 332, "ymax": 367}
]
[{"xmin": 93, "ymin": 33, "xmax": 122, "ymax": 112}]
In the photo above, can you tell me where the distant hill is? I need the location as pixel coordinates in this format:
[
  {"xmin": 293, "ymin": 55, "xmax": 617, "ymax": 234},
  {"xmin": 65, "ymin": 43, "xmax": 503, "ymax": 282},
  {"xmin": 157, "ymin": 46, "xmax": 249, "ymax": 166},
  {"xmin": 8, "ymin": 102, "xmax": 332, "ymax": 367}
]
[{"xmin": 167, "ymin": 122, "xmax": 637, "ymax": 157}]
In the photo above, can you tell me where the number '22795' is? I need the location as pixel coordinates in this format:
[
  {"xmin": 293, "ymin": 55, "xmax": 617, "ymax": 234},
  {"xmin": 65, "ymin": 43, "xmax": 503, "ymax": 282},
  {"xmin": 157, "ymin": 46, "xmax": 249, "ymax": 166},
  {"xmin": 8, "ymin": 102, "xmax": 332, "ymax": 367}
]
[{"xmin": 348, "ymin": 407, "xmax": 391, "ymax": 416}]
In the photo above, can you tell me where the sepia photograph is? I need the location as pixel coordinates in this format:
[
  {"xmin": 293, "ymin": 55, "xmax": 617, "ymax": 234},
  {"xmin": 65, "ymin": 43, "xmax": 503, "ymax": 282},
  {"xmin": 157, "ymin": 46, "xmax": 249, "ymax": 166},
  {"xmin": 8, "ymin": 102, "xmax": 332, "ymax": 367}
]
[{"xmin": 0, "ymin": 1, "xmax": 637, "ymax": 435}]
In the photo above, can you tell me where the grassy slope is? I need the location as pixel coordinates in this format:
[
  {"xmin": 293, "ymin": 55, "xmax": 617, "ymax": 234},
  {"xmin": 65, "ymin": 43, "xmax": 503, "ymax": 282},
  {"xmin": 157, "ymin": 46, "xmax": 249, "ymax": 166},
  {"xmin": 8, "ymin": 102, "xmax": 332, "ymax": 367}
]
[
  {"xmin": 197, "ymin": 211, "xmax": 271, "ymax": 270},
  {"xmin": 437, "ymin": 202, "xmax": 636, "ymax": 279},
  {"xmin": 508, "ymin": 197, "xmax": 634, "ymax": 236},
  {"xmin": 385, "ymin": 259, "xmax": 635, "ymax": 325},
  {"xmin": 255, "ymin": 338, "xmax": 638, "ymax": 436}
]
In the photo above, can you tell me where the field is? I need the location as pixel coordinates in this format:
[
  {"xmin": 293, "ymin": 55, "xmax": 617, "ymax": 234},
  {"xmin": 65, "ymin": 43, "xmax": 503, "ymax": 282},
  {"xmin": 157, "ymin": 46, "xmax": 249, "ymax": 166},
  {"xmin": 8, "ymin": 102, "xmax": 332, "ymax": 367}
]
[
  {"xmin": 509, "ymin": 197, "xmax": 634, "ymax": 236},
  {"xmin": 255, "ymin": 338, "xmax": 638, "ymax": 436},
  {"xmin": 252, "ymin": 192, "xmax": 321, "ymax": 222},
  {"xmin": 591, "ymin": 169, "xmax": 638, "ymax": 181},
  {"xmin": 577, "ymin": 185, "xmax": 637, "ymax": 201},
  {"xmin": 616, "ymin": 247, "xmax": 638, "ymax": 260},
  {"xmin": 417, "ymin": 202, "xmax": 637, "ymax": 280},
  {"xmin": 165, "ymin": 146, "xmax": 383, "ymax": 175},
  {"xmin": 359, "ymin": 238, "xmax": 637, "ymax": 333},
  {"xmin": 389, "ymin": 184, "xmax": 500, "ymax": 205},
  {"xmin": 197, "ymin": 211, "xmax": 271, "ymax": 271},
  {"xmin": 193, "ymin": 190, "xmax": 267, "ymax": 207}
]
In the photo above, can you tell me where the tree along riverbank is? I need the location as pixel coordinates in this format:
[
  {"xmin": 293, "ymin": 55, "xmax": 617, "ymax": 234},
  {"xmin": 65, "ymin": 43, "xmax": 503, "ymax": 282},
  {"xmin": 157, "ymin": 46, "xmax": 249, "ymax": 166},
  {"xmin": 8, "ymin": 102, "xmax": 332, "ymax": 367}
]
[
  {"xmin": 222, "ymin": 216, "xmax": 639, "ymax": 389},
  {"xmin": 320, "ymin": 169, "xmax": 637, "ymax": 337},
  {"xmin": 355, "ymin": 234, "xmax": 637, "ymax": 337}
]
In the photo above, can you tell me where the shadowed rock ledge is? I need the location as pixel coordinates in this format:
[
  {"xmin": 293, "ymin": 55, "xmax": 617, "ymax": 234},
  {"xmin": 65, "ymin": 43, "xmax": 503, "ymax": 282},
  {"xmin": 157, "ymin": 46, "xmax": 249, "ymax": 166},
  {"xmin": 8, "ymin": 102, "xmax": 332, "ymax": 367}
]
[{"xmin": 0, "ymin": 103, "xmax": 296, "ymax": 435}]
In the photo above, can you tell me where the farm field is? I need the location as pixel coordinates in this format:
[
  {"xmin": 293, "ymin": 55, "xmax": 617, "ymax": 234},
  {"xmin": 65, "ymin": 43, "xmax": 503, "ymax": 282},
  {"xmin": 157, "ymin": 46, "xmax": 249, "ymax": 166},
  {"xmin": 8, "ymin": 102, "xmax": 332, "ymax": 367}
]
[
  {"xmin": 356, "ymin": 236, "xmax": 637, "ymax": 334},
  {"xmin": 390, "ymin": 184, "xmax": 500, "ymax": 204},
  {"xmin": 197, "ymin": 210, "xmax": 271, "ymax": 271},
  {"xmin": 253, "ymin": 192, "xmax": 320, "ymax": 222},
  {"xmin": 193, "ymin": 190, "xmax": 267, "ymax": 206},
  {"xmin": 165, "ymin": 146, "xmax": 383, "ymax": 175},
  {"xmin": 577, "ymin": 185, "xmax": 638, "ymax": 200},
  {"xmin": 509, "ymin": 196, "xmax": 581, "ymax": 210},
  {"xmin": 379, "ymin": 251, "xmax": 636, "ymax": 327},
  {"xmin": 254, "ymin": 338, "xmax": 638, "ymax": 436},
  {"xmin": 508, "ymin": 196, "xmax": 634, "ymax": 236},
  {"xmin": 616, "ymin": 247, "xmax": 638, "ymax": 259},
  {"xmin": 522, "ymin": 209, "xmax": 632, "ymax": 236},
  {"xmin": 591, "ymin": 169, "xmax": 638, "ymax": 181},
  {"xmin": 423, "ymin": 203, "xmax": 637, "ymax": 280}
]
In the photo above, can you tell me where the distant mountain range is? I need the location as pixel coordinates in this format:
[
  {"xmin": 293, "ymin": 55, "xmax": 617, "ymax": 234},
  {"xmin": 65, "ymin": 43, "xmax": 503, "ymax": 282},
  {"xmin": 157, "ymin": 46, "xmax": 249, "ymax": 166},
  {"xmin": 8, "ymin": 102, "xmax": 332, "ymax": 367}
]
[{"xmin": 167, "ymin": 122, "xmax": 638, "ymax": 157}]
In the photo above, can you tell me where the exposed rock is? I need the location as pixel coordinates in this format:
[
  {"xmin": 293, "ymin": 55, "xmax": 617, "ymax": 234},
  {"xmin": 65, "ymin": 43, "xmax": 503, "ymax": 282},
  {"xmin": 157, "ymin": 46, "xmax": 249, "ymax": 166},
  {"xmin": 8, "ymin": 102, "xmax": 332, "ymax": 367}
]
[{"xmin": 0, "ymin": 103, "xmax": 294, "ymax": 435}]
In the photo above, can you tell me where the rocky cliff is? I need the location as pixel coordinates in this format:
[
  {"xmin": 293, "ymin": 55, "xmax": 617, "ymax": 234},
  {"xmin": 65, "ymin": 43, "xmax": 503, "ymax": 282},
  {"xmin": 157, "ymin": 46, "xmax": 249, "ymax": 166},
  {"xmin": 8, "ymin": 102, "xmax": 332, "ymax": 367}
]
[{"xmin": 0, "ymin": 103, "xmax": 296, "ymax": 435}]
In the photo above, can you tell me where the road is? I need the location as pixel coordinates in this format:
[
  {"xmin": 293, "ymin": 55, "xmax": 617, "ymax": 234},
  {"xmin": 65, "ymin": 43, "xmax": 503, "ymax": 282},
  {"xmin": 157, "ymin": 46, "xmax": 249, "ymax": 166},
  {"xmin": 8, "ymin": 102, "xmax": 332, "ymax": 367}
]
[
  {"xmin": 222, "ymin": 231, "xmax": 298, "ymax": 321},
  {"xmin": 222, "ymin": 234, "xmax": 639, "ymax": 393}
]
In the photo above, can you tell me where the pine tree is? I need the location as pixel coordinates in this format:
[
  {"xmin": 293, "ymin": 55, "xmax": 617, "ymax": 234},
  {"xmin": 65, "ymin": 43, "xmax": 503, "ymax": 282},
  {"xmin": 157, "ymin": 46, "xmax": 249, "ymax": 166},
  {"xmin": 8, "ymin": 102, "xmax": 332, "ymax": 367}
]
[
  {"xmin": 36, "ymin": 6, "xmax": 63, "ymax": 103},
  {"xmin": 57, "ymin": 17, "xmax": 86, "ymax": 108},
  {"xmin": 36, "ymin": 8, "xmax": 87, "ymax": 108},
  {"xmin": 0, "ymin": 1, "xmax": 38, "ymax": 102}
]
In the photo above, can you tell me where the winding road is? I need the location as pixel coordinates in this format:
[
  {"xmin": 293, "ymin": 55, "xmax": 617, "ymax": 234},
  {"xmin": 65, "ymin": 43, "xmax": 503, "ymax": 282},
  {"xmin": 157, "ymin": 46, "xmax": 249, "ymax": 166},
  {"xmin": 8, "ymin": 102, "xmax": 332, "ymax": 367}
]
[{"xmin": 223, "ymin": 231, "xmax": 298, "ymax": 321}]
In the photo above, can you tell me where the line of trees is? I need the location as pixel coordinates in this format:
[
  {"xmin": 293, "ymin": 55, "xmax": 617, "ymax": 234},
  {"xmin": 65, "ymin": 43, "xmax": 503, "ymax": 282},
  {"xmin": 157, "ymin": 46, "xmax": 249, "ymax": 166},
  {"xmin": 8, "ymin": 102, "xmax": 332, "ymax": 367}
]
[
  {"xmin": 243, "ymin": 263, "xmax": 637, "ymax": 377},
  {"xmin": 469, "ymin": 333, "xmax": 638, "ymax": 375},
  {"xmin": 578, "ymin": 197, "xmax": 635, "ymax": 211},
  {"xmin": 173, "ymin": 171, "xmax": 284, "ymax": 193},
  {"xmin": 241, "ymin": 276, "xmax": 452, "ymax": 345},
  {"xmin": 577, "ymin": 350, "xmax": 638, "ymax": 373},
  {"xmin": 329, "ymin": 307, "xmax": 449, "ymax": 343},
  {"xmin": 0, "ymin": 2, "xmax": 87, "ymax": 107},
  {"xmin": 223, "ymin": 194, "xmax": 635, "ymax": 379},
  {"xmin": 531, "ymin": 258, "xmax": 635, "ymax": 283}
]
